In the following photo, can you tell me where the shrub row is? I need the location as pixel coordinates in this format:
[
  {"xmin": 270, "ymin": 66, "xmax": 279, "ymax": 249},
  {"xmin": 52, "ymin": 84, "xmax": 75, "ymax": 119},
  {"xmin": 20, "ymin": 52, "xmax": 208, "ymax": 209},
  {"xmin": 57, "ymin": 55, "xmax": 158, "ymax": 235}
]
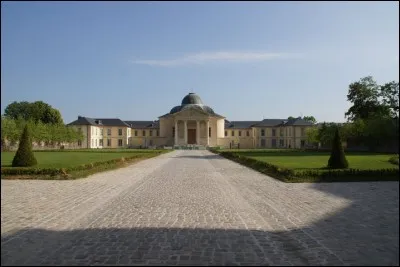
[
  {"xmin": 388, "ymin": 155, "xmax": 399, "ymax": 165},
  {"xmin": 215, "ymin": 151, "xmax": 399, "ymax": 182},
  {"xmin": 1, "ymin": 152, "xmax": 161, "ymax": 177}
]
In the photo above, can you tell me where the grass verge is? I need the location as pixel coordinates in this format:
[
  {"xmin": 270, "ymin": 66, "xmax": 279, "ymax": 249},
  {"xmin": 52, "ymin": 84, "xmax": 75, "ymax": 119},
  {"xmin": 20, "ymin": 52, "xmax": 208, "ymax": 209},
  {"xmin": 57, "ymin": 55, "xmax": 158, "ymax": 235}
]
[
  {"xmin": 209, "ymin": 148, "xmax": 399, "ymax": 183},
  {"xmin": 1, "ymin": 150, "xmax": 171, "ymax": 180}
]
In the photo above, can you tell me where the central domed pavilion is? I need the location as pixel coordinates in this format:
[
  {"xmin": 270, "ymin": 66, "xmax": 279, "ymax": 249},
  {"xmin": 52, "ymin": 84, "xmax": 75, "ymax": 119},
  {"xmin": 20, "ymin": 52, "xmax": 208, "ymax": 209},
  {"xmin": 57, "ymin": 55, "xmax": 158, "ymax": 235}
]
[{"xmin": 159, "ymin": 93, "xmax": 225, "ymax": 146}]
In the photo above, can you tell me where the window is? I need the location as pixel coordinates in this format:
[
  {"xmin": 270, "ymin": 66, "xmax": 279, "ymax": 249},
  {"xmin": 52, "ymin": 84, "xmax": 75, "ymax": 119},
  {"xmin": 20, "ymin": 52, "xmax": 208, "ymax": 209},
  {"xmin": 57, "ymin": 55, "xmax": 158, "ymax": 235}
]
[
  {"xmin": 272, "ymin": 129, "xmax": 276, "ymax": 137},
  {"xmin": 239, "ymin": 131, "xmax": 242, "ymax": 136},
  {"xmin": 107, "ymin": 128, "xmax": 111, "ymax": 136},
  {"xmin": 101, "ymin": 129, "xmax": 103, "ymax": 136},
  {"xmin": 172, "ymin": 127, "xmax": 175, "ymax": 136},
  {"xmin": 118, "ymin": 129, "xmax": 123, "ymax": 136},
  {"xmin": 96, "ymin": 128, "xmax": 98, "ymax": 135},
  {"xmin": 289, "ymin": 128, "xmax": 292, "ymax": 136},
  {"xmin": 91, "ymin": 139, "xmax": 94, "ymax": 147},
  {"xmin": 142, "ymin": 130, "xmax": 146, "ymax": 136},
  {"xmin": 232, "ymin": 130, "xmax": 235, "ymax": 136},
  {"xmin": 279, "ymin": 139, "xmax": 284, "ymax": 147},
  {"xmin": 225, "ymin": 131, "xmax": 227, "ymax": 137},
  {"xmin": 246, "ymin": 131, "xmax": 250, "ymax": 137},
  {"xmin": 261, "ymin": 129, "xmax": 265, "ymax": 136},
  {"xmin": 149, "ymin": 130, "xmax": 153, "ymax": 137},
  {"xmin": 99, "ymin": 139, "xmax": 103, "ymax": 146},
  {"xmin": 209, "ymin": 127, "xmax": 211, "ymax": 137},
  {"xmin": 272, "ymin": 139, "xmax": 277, "ymax": 148},
  {"xmin": 261, "ymin": 139, "xmax": 266, "ymax": 147},
  {"xmin": 157, "ymin": 130, "xmax": 159, "ymax": 137},
  {"xmin": 95, "ymin": 139, "xmax": 98, "ymax": 146},
  {"xmin": 78, "ymin": 140, "xmax": 82, "ymax": 146},
  {"xmin": 280, "ymin": 128, "xmax": 284, "ymax": 136},
  {"xmin": 301, "ymin": 127, "xmax": 305, "ymax": 136},
  {"xmin": 301, "ymin": 140, "xmax": 305, "ymax": 147},
  {"xmin": 118, "ymin": 139, "xmax": 123, "ymax": 146},
  {"xmin": 107, "ymin": 139, "xmax": 111, "ymax": 147},
  {"xmin": 134, "ymin": 130, "xmax": 138, "ymax": 136}
]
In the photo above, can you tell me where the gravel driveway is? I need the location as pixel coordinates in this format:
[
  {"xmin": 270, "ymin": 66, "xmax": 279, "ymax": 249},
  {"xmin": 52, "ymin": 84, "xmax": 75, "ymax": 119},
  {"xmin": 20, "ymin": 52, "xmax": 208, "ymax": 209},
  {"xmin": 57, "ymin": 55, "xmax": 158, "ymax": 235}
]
[{"xmin": 1, "ymin": 150, "xmax": 398, "ymax": 266}]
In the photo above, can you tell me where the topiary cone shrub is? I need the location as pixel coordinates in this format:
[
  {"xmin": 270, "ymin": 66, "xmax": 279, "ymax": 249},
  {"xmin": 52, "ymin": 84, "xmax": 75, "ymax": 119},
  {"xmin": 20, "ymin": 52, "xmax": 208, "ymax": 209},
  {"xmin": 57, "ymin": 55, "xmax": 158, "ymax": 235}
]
[
  {"xmin": 327, "ymin": 127, "xmax": 348, "ymax": 169},
  {"xmin": 12, "ymin": 124, "xmax": 37, "ymax": 167}
]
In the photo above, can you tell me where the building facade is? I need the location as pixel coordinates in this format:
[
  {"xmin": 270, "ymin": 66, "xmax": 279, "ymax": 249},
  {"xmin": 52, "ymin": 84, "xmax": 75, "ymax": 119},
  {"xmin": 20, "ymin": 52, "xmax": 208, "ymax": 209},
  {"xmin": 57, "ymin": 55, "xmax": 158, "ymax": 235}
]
[{"xmin": 68, "ymin": 93, "xmax": 315, "ymax": 149}]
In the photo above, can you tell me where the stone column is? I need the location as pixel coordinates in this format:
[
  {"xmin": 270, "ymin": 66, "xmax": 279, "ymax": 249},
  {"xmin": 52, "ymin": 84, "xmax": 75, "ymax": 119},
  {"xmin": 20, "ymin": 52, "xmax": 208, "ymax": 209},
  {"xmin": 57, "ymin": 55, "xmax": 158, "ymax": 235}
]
[
  {"xmin": 184, "ymin": 120, "xmax": 188, "ymax": 144},
  {"xmin": 174, "ymin": 120, "xmax": 178, "ymax": 145},
  {"xmin": 206, "ymin": 120, "xmax": 210, "ymax": 146},
  {"xmin": 196, "ymin": 120, "xmax": 200, "ymax": 145}
]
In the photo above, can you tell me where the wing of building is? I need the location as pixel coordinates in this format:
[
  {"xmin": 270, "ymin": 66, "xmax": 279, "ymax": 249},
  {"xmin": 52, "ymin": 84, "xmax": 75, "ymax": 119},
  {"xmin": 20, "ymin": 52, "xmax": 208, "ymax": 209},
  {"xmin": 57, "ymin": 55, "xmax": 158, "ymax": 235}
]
[{"xmin": 67, "ymin": 93, "xmax": 315, "ymax": 149}]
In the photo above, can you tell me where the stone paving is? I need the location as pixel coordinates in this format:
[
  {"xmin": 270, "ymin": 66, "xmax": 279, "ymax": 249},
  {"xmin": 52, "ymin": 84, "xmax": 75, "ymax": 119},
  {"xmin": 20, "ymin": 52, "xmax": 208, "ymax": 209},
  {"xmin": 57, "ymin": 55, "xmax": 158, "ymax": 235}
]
[{"xmin": 1, "ymin": 150, "xmax": 399, "ymax": 266}]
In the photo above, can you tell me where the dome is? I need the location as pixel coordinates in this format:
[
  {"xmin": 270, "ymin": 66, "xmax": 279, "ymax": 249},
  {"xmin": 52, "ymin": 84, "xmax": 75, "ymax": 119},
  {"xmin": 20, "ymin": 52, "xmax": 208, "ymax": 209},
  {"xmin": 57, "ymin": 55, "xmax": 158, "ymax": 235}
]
[
  {"xmin": 181, "ymin": 93, "xmax": 204, "ymax": 105},
  {"xmin": 169, "ymin": 92, "xmax": 218, "ymax": 116}
]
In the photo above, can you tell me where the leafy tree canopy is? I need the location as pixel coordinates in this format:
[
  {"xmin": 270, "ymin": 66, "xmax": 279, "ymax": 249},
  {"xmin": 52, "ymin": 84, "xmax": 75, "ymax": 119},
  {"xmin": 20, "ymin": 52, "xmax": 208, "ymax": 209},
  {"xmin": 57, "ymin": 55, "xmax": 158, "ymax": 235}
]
[
  {"xmin": 4, "ymin": 101, "xmax": 64, "ymax": 125},
  {"xmin": 345, "ymin": 76, "xmax": 398, "ymax": 121}
]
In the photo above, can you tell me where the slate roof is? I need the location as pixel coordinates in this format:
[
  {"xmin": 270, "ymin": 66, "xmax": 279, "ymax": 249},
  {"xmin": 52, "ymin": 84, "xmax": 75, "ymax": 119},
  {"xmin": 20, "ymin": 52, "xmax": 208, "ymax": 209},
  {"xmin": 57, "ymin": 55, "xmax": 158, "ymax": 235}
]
[
  {"xmin": 253, "ymin": 118, "xmax": 314, "ymax": 127},
  {"xmin": 225, "ymin": 121, "xmax": 260, "ymax": 129},
  {"xmin": 124, "ymin": 121, "xmax": 160, "ymax": 129},
  {"xmin": 67, "ymin": 116, "xmax": 97, "ymax": 126},
  {"xmin": 67, "ymin": 116, "xmax": 130, "ymax": 127},
  {"xmin": 284, "ymin": 118, "xmax": 314, "ymax": 126}
]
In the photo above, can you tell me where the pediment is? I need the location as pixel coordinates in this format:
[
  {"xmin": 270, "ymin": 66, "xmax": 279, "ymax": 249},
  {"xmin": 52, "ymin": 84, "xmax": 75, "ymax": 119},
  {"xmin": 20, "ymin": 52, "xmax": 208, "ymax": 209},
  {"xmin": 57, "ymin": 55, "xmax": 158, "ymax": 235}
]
[{"xmin": 174, "ymin": 109, "xmax": 209, "ymax": 119}]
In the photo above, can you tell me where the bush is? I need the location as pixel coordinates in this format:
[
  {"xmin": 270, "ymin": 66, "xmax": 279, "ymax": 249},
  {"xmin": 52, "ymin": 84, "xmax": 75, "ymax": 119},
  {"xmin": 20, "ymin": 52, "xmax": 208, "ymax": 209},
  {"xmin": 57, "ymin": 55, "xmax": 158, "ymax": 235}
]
[
  {"xmin": 12, "ymin": 124, "xmax": 37, "ymax": 167},
  {"xmin": 328, "ymin": 128, "xmax": 348, "ymax": 169},
  {"xmin": 389, "ymin": 155, "xmax": 399, "ymax": 165}
]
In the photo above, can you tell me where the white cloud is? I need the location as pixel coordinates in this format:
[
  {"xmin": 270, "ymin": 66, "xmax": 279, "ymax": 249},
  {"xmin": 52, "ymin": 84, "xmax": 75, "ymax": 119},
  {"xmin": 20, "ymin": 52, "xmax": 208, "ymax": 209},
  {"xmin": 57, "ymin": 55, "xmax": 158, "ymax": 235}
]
[{"xmin": 132, "ymin": 51, "xmax": 302, "ymax": 66}]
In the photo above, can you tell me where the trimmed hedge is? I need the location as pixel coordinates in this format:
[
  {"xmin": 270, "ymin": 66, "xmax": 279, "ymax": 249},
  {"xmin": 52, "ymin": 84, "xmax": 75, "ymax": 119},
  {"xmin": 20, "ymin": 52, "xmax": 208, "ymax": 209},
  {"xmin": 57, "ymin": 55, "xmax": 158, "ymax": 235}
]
[
  {"xmin": 389, "ymin": 155, "xmax": 399, "ymax": 165},
  {"xmin": 12, "ymin": 125, "xmax": 37, "ymax": 167},
  {"xmin": 327, "ymin": 128, "xmax": 348, "ymax": 169},
  {"xmin": 1, "ymin": 152, "xmax": 165, "ymax": 178},
  {"xmin": 214, "ymin": 151, "xmax": 399, "ymax": 182}
]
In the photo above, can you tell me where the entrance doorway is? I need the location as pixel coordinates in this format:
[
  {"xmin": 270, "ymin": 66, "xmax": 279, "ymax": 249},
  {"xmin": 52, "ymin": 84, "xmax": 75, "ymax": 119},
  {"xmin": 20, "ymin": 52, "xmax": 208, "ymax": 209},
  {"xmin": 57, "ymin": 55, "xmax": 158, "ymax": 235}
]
[{"xmin": 188, "ymin": 129, "xmax": 196, "ymax": 144}]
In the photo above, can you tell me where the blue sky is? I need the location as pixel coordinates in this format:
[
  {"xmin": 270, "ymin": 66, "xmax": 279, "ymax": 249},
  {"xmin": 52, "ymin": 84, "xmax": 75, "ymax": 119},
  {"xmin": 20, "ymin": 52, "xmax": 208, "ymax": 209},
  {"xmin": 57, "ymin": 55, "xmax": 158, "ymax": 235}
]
[{"xmin": 1, "ymin": 1, "xmax": 399, "ymax": 124}]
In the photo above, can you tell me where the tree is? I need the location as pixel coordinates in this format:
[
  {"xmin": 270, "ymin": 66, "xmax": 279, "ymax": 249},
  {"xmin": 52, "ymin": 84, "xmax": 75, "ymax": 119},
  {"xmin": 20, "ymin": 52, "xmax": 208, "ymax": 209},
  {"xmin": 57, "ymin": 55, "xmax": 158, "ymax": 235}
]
[
  {"xmin": 287, "ymin": 116, "xmax": 295, "ymax": 120},
  {"xmin": 345, "ymin": 76, "xmax": 394, "ymax": 121},
  {"xmin": 303, "ymin": 116, "xmax": 317, "ymax": 124},
  {"xmin": 327, "ymin": 128, "xmax": 348, "ymax": 169},
  {"xmin": 305, "ymin": 127, "xmax": 319, "ymax": 145},
  {"xmin": 12, "ymin": 124, "xmax": 37, "ymax": 167},
  {"xmin": 380, "ymin": 81, "xmax": 399, "ymax": 119},
  {"xmin": 4, "ymin": 101, "xmax": 64, "ymax": 125}
]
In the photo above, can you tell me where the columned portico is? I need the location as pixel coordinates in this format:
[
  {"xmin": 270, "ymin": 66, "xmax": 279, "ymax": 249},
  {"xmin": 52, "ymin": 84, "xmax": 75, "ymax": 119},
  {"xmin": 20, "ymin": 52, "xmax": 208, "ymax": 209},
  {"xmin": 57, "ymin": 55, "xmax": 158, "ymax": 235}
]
[
  {"xmin": 196, "ymin": 121, "xmax": 200, "ymax": 145},
  {"xmin": 174, "ymin": 120, "xmax": 178, "ymax": 145},
  {"xmin": 184, "ymin": 120, "xmax": 188, "ymax": 144},
  {"xmin": 206, "ymin": 120, "xmax": 209, "ymax": 146}
]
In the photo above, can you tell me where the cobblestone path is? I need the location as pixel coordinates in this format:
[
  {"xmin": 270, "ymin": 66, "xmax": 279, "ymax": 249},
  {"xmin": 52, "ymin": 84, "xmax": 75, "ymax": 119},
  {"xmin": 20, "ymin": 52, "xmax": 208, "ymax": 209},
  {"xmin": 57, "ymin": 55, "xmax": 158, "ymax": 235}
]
[{"xmin": 1, "ymin": 150, "xmax": 398, "ymax": 266}]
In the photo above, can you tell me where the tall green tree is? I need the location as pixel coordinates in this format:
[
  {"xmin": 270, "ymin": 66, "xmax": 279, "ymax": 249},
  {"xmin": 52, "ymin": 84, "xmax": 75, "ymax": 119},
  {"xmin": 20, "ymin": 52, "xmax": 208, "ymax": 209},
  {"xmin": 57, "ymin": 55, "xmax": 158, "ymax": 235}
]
[
  {"xmin": 4, "ymin": 101, "xmax": 64, "ymax": 124},
  {"xmin": 305, "ymin": 127, "xmax": 319, "ymax": 144},
  {"xmin": 380, "ymin": 81, "xmax": 399, "ymax": 119},
  {"xmin": 303, "ymin": 116, "xmax": 317, "ymax": 124},
  {"xmin": 345, "ymin": 76, "xmax": 393, "ymax": 121}
]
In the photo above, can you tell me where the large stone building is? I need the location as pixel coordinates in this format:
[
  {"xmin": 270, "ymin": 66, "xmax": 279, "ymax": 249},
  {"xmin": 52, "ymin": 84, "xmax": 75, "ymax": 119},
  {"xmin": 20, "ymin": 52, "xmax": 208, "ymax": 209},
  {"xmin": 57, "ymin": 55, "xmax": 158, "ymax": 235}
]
[{"xmin": 68, "ymin": 93, "xmax": 315, "ymax": 149}]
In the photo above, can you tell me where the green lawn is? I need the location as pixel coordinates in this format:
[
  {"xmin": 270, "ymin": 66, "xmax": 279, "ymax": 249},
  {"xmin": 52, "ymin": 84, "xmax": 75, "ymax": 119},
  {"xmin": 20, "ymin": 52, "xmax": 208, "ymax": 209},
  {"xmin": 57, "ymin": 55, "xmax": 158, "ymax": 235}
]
[
  {"xmin": 235, "ymin": 151, "xmax": 398, "ymax": 170},
  {"xmin": 1, "ymin": 151, "xmax": 156, "ymax": 168}
]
